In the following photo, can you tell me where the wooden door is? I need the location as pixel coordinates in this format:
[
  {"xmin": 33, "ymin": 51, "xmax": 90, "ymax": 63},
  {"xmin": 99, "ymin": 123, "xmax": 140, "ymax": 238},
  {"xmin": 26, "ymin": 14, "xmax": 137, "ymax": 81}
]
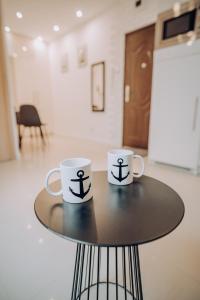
[{"xmin": 123, "ymin": 24, "xmax": 155, "ymax": 148}]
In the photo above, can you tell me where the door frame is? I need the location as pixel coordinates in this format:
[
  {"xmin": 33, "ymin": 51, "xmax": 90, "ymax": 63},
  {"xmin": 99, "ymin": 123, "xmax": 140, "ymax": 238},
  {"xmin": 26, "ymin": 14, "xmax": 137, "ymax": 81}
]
[{"xmin": 122, "ymin": 23, "xmax": 155, "ymax": 148}]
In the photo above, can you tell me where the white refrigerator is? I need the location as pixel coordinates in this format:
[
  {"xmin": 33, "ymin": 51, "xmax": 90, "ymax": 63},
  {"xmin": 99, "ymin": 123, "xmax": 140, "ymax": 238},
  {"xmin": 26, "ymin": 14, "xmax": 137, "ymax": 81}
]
[{"xmin": 148, "ymin": 40, "xmax": 200, "ymax": 173}]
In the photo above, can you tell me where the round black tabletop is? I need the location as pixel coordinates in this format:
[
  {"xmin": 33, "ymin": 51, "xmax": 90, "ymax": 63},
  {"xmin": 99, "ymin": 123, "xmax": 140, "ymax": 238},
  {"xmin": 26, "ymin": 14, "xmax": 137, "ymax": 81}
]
[{"xmin": 34, "ymin": 171, "xmax": 184, "ymax": 247}]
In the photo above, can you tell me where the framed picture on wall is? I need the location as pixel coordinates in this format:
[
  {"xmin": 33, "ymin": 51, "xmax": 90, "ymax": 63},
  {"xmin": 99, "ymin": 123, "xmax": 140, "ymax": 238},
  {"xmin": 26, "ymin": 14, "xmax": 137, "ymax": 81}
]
[
  {"xmin": 77, "ymin": 46, "xmax": 87, "ymax": 67},
  {"xmin": 91, "ymin": 61, "xmax": 105, "ymax": 112}
]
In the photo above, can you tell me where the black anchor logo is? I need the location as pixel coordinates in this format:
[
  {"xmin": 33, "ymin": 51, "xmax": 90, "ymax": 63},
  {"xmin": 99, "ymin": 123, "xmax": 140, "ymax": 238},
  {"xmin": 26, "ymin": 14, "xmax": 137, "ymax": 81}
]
[
  {"xmin": 111, "ymin": 158, "xmax": 130, "ymax": 182},
  {"xmin": 69, "ymin": 170, "xmax": 91, "ymax": 199}
]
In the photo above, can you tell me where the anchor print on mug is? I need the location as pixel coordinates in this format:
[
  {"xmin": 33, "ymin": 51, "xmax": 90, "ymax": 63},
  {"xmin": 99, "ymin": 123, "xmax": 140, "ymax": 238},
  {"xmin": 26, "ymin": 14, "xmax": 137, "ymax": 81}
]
[
  {"xmin": 45, "ymin": 158, "xmax": 93, "ymax": 203},
  {"xmin": 108, "ymin": 149, "xmax": 144, "ymax": 185}
]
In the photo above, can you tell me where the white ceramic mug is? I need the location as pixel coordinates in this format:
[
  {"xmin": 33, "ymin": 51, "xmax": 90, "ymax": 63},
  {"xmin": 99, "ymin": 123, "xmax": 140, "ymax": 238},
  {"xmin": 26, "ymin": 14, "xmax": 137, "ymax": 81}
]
[
  {"xmin": 108, "ymin": 149, "xmax": 144, "ymax": 185},
  {"xmin": 45, "ymin": 158, "xmax": 93, "ymax": 203}
]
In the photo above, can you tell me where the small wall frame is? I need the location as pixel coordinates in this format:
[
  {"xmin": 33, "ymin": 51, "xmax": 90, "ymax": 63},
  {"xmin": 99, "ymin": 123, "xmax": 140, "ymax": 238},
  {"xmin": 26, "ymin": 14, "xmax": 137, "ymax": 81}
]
[
  {"xmin": 77, "ymin": 46, "xmax": 87, "ymax": 67},
  {"xmin": 91, "ymin": 61, "xmax": 105, "ymax": 112}
]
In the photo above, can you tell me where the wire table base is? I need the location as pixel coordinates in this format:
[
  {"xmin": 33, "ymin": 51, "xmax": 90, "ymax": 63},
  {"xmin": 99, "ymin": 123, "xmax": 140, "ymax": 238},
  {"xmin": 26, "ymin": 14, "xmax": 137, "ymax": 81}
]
[{"xmin": 71, "ymin": 244, "xmax": 143, "ymax": 300}]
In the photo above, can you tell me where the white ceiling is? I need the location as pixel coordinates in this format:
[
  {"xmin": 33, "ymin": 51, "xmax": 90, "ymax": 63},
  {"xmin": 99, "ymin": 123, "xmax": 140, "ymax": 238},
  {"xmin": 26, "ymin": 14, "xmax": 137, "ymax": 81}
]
[{"xmin": 2, "ymin": 0, "xmax": 119, "ymax": 42}]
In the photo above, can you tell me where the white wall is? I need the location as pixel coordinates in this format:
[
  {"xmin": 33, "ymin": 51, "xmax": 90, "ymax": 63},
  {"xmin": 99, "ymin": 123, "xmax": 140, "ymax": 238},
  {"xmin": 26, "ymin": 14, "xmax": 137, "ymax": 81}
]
[
  {"xmin": 6, "ymin": 33, "xmax": 54, "ymax": 132},
  {"xmin": 0, "ymin": 1, "xmax": 19, "ymax": 161},
  {"xmin": 49, "ymin": 0, "xmax": 185, "ymax": 146}
]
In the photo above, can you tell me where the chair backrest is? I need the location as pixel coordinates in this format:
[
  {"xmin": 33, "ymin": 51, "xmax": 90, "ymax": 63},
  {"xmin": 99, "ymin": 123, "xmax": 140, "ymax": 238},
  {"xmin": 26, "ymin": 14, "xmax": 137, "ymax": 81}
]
[{"xmin": 19, "ymin": 105, "xmax": 42, "ymax": 126}]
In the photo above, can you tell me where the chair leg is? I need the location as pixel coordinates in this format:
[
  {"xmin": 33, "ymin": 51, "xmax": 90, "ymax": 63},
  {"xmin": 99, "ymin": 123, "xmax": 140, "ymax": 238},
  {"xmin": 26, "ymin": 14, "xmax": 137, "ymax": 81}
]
[
  {"xmin": 39, "ymin": 126, "xmax": 45, "ymax": 144},
  {"xmin": 18, "ymin": 125, "xmax": 22, "ymax": 148}
]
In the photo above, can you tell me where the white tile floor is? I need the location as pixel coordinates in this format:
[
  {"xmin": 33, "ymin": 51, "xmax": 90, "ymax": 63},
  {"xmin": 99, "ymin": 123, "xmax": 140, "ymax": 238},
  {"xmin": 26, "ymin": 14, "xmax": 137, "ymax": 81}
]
[{"xmin": 0, "ymin": 135, "xmax": 200, "ymax": 300}]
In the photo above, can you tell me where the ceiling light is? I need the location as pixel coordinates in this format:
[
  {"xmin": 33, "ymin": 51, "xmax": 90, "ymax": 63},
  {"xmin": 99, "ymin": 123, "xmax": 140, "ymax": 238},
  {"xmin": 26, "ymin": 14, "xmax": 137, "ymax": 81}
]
[
  {"xmin": 16, "ymin": 11, "xmax": 23, "ymax": 19},
  {"xmin": 4, "ymin": 26, "xmax": 10, "ymax": 32},
  {"xmin": 76, "ymin": 10, "xmax": 83, "ymax": 18},
  {"xmin": 22, "ymin": 46, "xmax": 28, "ymax": 52},
  {"xmin": 53, "ymin": 25, "xmax": 60, "ymax": 32}
]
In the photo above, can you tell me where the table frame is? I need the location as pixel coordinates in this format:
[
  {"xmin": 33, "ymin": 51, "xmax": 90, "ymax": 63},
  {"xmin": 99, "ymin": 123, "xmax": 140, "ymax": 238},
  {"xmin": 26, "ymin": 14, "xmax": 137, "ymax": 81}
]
[{"xmin": 71, "ymin": 244, "xmax": 143, "ymax": 300}]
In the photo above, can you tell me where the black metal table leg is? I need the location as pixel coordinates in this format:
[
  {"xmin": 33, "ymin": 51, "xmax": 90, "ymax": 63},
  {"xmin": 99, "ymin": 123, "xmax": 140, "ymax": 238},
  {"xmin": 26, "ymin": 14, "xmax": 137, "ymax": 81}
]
[
  {"xmin": 71, "ymin": 245, "xmax": 143, "ymax": 300},
  {"xmin": 71, "ymin": 244, "xmax": 81, "ymax": 300},
  {"xmin": 133, "ymin": 246, "xmax": 143, "ymax": 300}
]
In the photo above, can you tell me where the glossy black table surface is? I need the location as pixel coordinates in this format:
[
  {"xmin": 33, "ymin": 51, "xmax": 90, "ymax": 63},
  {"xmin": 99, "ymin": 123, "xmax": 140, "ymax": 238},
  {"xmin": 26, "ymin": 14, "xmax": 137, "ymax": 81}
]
[{"xmin": 34, "ymin": 171, "xmax": 184, "ymax": 247}]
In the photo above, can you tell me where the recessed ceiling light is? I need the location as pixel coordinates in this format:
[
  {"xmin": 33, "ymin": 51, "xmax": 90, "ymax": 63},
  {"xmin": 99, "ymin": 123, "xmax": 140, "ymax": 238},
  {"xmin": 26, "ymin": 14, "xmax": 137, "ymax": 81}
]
[
  {"xmin": 22, "ymin": 46, "xmax": 28, "ymax": 52},
  {"xmin": 4, "ymin": 26, "xmax": 11, "ymax": 32},
  {"xmin": 53, "ymin": 25, "xmax": 60, "ymax": 32},
  {"xmin": 16, "ymin": 11, "xmax": 23, "ymax": 19},
  {"xmin": 76, "ymin": 10, "xmax": 83, "ymax": 18}
]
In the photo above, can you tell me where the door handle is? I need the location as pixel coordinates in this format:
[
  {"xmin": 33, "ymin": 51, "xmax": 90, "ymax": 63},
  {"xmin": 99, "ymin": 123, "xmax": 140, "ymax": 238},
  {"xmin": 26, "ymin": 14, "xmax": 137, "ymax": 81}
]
[
  {"xmin": 125, "ymin": 85, "xmax": 130, "ymax": 103},
  {"xmin": 192, "ymin": 97, "xmax": 199, "ymax": 131}
]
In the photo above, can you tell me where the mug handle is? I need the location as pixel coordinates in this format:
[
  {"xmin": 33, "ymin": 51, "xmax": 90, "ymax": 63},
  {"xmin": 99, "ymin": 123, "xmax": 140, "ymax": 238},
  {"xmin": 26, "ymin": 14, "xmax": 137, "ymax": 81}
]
[
  {"xmin": 45, "ymin": 168, "xmax": 63, "ymax": 196},
  {"xmin": 133, "ymin": 154, "xmax": 145, "ymax": 178}
]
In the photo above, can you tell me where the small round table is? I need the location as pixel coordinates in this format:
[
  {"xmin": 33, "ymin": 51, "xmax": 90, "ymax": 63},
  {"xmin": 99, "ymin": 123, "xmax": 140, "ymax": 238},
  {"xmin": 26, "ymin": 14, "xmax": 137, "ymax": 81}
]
[{"xmin": 34, "ymin": 171, "xmax": 184, "ymax": 300}]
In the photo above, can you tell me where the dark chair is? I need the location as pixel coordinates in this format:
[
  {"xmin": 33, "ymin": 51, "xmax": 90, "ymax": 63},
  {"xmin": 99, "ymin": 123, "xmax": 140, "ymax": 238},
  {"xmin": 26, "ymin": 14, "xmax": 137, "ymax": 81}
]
[{"xmin": 19, "ymin": 104, "xmax": 46, "ymax": 145}]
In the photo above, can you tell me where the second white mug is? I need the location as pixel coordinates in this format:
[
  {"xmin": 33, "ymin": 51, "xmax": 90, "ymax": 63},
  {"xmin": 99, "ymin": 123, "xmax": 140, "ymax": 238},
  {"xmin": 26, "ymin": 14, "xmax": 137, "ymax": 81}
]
[{"xmin": 107, "ymin": 149, "xmax": 144, "ymax": 185}]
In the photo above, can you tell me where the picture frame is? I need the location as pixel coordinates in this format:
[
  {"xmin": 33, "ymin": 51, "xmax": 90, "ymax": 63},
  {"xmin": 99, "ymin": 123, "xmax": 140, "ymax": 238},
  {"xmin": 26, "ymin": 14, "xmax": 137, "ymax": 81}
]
[
  {"xmin": 77, "ymin": 46, "xmax": 87, "ymax": 67},
  {"xmin": 91, "ymin": 61, "xmax": 105, "ymax": 112}
]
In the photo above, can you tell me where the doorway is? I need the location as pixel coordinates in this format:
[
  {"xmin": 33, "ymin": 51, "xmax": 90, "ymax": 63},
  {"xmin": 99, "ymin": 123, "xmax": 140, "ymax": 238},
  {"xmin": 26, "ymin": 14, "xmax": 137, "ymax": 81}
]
[{"xmin": 123, "ymin": 24, "xmax": 155, "ymax": 149}]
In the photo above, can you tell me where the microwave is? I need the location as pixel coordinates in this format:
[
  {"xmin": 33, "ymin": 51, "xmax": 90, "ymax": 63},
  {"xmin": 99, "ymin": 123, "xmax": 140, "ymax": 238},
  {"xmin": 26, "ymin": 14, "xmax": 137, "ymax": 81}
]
[{"xmin": 155, "ymin": 0, "xmax": 200, "ymax": 49}]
